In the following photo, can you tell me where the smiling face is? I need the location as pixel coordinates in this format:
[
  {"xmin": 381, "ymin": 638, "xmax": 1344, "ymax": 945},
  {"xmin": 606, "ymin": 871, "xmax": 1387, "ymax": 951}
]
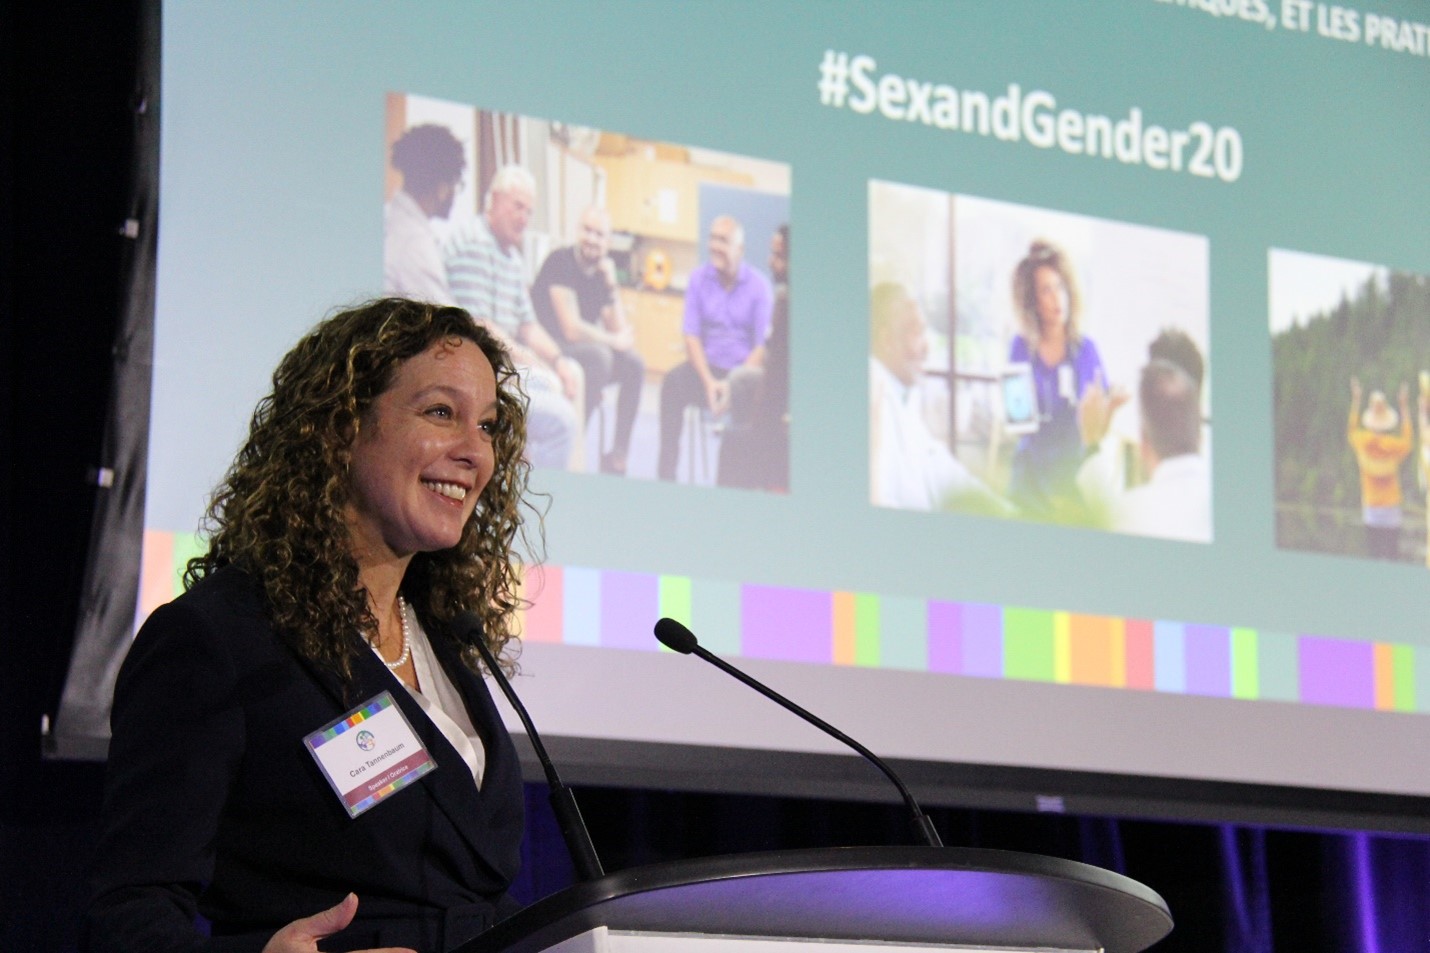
[
  {"xmin": 1032, "ymin": 264, "xmax": 1068, "ymax": 333},
  {"xmin": 487, "ymin": 182, "xmax": 534, "ymax": 251},
  {"xmin": 345, "ymin": 337, "xmax": 498, "ymax": 566}
]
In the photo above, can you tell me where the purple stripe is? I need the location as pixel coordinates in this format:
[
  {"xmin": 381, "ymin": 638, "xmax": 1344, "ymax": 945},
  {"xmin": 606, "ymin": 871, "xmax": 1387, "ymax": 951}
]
[
  {"xmin": 1185, "ymin": 625, "xmax": 1231, "ymax": 697},
  {"xmin": 927, "ymin": 601, "xmax": 961, "ymax": 674},
  {"xmin": 599, "ymin": 571, "xmax": 660, "ymax": 651},
  {"xmin": 960, "ymin": 602, "xmax": 1002, "ymax": 678},
  {"xmin": 1299, "ymin": 637, "xmax": 1375, "ymax": 709},
  {"xmin": 742, "ymin": 586, "xmax": 831, "ymax": 663}
]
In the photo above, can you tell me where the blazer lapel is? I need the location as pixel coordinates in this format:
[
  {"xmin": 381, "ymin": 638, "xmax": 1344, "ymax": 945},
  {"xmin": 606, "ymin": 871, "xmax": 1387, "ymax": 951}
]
[
  {"xmin": 423, "ymin": 627, "xmax": 524, "ymax": 876},
  {"xmin": 280, "ymin": 624, "xmax": 520, "ymax": 879}
]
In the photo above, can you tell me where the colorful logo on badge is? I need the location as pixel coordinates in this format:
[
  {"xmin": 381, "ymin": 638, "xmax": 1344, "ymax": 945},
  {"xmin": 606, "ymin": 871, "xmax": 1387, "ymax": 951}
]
[{"xmin": 355, "ymin": 729, "xmax": 376, "ymax": 752}]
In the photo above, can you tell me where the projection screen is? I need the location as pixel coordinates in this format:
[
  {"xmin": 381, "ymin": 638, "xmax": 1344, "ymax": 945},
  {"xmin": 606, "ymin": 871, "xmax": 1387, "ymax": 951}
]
[{"xmin": 56, "ymin": 0, "xmax": 1430, "ymax": 830}]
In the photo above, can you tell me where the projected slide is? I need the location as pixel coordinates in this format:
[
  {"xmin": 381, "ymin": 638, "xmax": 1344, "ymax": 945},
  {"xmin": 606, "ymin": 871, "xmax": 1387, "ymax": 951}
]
[
  {"xmin": 54, "ymin": 0, "xmax": 1426, "ymax": 818},
  {"xmin": 869, "ymin": 182, "xmax": 1211, "ymax": 541},
  {"xmin": 1271, "ymin": 249, "xmax": 1430, "ymax": 566}
]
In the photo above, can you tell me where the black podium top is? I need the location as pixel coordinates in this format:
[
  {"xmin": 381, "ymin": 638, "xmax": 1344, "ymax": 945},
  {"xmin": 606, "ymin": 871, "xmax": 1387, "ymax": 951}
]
[{"xmin": 458, "ymin": 846, "xmax": 1173, "ymax": 953}]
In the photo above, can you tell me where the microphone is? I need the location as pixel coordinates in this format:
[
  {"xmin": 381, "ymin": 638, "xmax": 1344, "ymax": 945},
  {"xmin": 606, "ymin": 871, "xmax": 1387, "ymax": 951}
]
[
  {"xmin": 653, "ymin": 617, "xmax": 943, "ymax": 848},
  {"xmin": 456, "ymin": 611, "xmax": 604, "ymax": 881}
]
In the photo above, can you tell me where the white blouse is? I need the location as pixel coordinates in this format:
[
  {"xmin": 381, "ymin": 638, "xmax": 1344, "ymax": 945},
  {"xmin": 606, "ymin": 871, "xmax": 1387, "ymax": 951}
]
[{"xmin": 374, "ymin": 606, "xmax": 487, "ymax": 789}]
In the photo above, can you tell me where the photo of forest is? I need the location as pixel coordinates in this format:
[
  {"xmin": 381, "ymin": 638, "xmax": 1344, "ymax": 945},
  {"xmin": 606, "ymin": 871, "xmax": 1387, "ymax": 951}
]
[{"xmin": 1271, "ymin": 249, "xmax": 1430, "ymax": 566}]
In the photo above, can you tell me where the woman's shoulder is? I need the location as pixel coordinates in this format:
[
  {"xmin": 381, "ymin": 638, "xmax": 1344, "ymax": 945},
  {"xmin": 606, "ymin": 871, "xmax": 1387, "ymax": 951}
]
[
  {"xmin": 164, "ymin": 565, "xmax": 268, "ymax": 621},
  {"xmin": 132, "ymin": 566, "xmax": 274, "ymax": 664},
  {"xmin": 116, "ymin": 569, "xmax": 278, "ymax": 713}
]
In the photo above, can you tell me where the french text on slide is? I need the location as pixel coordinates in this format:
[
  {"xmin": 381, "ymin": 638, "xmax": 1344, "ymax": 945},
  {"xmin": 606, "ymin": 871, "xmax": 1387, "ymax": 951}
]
[
  {"xmin": 817, "ymin": 52, "xmax": 1243, "ymax": 183},
  {"xmin": 1155, "ymin": 0, "xmax": 1430, "ymax": 58}
]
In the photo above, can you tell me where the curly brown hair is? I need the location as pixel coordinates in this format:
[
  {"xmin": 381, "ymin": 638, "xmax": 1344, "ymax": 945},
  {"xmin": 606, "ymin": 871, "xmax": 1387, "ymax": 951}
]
[
  {"xmin": 1011, "ymin": 239, "xmax": 1084, "ymax": 352},
  {"xmin": 184, "ymin": 297, "xmax": 538, "ymax": 679}
]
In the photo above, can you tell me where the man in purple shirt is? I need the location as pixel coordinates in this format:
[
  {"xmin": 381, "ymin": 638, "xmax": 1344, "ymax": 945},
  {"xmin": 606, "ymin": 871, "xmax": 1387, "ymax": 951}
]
[{"xmin": 657, "ymin": 215, "xmax": 772, "ymax": 481}]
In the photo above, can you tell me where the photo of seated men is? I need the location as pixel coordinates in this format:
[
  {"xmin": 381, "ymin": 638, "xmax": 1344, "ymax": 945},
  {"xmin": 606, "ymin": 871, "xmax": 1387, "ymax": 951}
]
[
  {"xmin": 1270, "ymin": 248, "xmax": 1430, "ymax": 565},
  {"xmin": 867, "ymin": 181, "xmax": 1211, "ymax": 540},
  {"xmin": 382, "ymin": 95, "xmax": 791, "ymax": 484}
]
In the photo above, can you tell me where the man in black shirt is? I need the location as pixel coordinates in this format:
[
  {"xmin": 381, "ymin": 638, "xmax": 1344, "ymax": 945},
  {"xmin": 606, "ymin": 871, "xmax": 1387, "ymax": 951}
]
[{"xmin": 531, "ymin": 206, "xmax": 645, "ymax": 474}]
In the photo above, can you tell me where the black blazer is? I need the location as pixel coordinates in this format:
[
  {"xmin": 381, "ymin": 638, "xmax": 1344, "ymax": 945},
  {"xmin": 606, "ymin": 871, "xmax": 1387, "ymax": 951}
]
[{"xmin": 87, "ymin": 568, "xmax": 525, "ymax": 953}]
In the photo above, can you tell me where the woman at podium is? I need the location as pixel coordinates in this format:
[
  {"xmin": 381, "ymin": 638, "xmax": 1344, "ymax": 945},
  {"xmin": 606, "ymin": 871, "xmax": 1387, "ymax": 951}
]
[{"xmin": 87, "ymin": 298, "xmax": 537, "ymax": 952}]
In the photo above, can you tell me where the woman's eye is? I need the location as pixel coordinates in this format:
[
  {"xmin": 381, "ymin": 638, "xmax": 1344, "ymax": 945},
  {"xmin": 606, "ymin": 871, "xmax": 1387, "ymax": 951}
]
[
  {"xmin": 426, "ymin": 405, "xmax": 454, "ymax": 420},
  {"xmin": 479, "ymin": 418, "xmax": 498, "ymax": 436}
]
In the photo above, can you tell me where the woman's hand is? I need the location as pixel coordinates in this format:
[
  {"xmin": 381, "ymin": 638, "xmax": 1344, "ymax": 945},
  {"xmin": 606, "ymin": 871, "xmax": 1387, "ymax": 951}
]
[
  {"xmin": 1077, "ymin": 371, "xmax": 1128, "ymax": 450},
  {"xmin": 261, "ymin": 893, "xmax": 415, "ymax": 953}
]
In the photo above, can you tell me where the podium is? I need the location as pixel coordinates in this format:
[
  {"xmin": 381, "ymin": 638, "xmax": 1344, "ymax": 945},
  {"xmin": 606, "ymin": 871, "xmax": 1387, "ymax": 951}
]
[{"xmin": 457, "ymin": 846, "xmax": 1173, "ymax": 953}]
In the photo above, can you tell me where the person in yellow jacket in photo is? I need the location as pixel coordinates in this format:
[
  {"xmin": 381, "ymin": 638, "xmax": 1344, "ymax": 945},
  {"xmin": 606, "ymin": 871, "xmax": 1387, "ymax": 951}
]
[{"xmin": 1348, "ymin": 376, "xmax": 1414, "ymax": 561}]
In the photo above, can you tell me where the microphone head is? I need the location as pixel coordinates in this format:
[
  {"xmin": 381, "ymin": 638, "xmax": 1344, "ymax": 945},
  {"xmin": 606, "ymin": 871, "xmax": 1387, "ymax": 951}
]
[
  {"xmin": 653, "ymin": 617, "xmax": 699, "ymax": 654},
  {"xmin": 454, "ymin": 610, "xmax": 485, "ymax": 640}
]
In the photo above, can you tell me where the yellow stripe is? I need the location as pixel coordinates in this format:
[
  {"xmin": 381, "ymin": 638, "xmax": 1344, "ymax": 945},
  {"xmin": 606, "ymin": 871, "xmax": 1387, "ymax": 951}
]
[{"xmin": 1054, "ymin": 612, "xmax": 1072, "ymax": 683}]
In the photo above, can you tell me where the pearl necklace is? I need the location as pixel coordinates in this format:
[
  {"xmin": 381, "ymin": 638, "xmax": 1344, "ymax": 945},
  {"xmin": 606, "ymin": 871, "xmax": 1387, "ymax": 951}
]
[{"xmin": 373, "ymin": 595, "xmax": 413, "ymax": 671}]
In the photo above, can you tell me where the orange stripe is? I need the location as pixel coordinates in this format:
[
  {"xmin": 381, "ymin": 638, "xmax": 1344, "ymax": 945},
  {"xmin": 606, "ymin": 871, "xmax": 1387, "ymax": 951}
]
[
  {"xmin": 1068, "ymin": 613, "xmax": 1120, "ymax": 687},
  {"xmin": 1373, "ymin": 643, "xmax": 1396, "ymax": 711},
  {"xmin": 832, "ymin": 592, "xmax": 856, "ymax": 665},
  {"xmin": 137, "ymin": 529, "xmax": 176, "ymax": 624}
]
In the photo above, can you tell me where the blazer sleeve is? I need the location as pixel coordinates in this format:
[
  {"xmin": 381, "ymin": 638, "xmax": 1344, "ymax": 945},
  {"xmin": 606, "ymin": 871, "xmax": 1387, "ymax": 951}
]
[{"xmin": 86, "ymin": 598, "xmax": 248, "ymax": 953}]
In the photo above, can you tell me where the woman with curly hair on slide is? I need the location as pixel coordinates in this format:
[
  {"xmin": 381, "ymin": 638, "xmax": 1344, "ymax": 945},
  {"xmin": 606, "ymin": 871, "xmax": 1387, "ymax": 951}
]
[
  {"xmin": 1007, "ymin": 239, "xmax": 1124, "ymax": 520},
  {"xmin": 88, "ymin": 298, "xmax": 539, "ymax": 953}
]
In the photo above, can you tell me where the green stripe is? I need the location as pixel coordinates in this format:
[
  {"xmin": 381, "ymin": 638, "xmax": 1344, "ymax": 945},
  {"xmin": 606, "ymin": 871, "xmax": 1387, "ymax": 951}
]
[
  {"xmin": 172, "ymin": 532, "xmax": 208, "ymax": 595},
  {"xmin": 1392, "ymin": 644, "xmax": 1416, "ymax": 712},
  {"xmin": 658, "ymin": 576, "xmax": 693, "ymax": 652},
  {"xmin": 854, "ymin": 593, "xmax": 881, "ymax": 666},
  {"xmin": 1003, "ymin": 607, "xmax": 1055, "ymax": 681},
  {"xmin": 1231, "ymin": 628, "xmax": 1259, "ymax": 699}
]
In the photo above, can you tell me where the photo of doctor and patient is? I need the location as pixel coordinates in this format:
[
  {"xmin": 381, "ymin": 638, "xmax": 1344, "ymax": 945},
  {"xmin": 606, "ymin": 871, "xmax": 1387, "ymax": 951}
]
[{"xmin": 868, "ymin": 180, "xmax": 1213, "ymax": 543}]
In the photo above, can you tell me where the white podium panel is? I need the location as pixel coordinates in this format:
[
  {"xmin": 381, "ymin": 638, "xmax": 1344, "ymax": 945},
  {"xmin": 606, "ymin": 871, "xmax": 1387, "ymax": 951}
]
[{"xmin": 548, "ymin": 926, "xmax": 1073, "ymax": 953}]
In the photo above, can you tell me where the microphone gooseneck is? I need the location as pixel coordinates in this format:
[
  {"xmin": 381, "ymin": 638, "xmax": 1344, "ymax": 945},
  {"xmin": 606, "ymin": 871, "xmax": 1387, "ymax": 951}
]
[
  {"xmin": 456, "ymin": 611, "xmax": 605, "ymax": 881},
  {"xmin": 652, "ymin": 618, "xmax": 943, "ymax": 848}
]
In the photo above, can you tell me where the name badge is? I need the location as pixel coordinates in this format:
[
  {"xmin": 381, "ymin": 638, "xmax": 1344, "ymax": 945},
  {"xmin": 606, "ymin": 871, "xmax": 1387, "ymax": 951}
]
[
  {"xmin": 303, "ymin": 691, "xmax": 437, "ymax": 818},
  {"xmin": 1057, "ymin": 363, "xmax": 1076, "ymax": 403}
]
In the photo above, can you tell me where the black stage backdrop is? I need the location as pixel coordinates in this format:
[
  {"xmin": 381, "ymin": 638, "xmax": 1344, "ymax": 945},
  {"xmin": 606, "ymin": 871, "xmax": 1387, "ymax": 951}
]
[{"xmin": 2, "ymin": 4, "xmax": 1427, "ymax": 953}]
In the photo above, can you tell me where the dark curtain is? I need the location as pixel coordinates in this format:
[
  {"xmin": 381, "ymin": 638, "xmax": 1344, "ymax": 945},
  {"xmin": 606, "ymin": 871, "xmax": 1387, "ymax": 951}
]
[
  {"xmin": 51, "ymin": 0, "xmax": 162, "ymax": 762},
  {"xmin": 2, "ymin": 1, "xmax": 147, "ymax": 951}
]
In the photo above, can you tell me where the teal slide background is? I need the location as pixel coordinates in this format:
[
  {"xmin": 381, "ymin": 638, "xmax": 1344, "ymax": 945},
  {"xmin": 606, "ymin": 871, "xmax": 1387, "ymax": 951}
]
[{"xmin": 146, "ymin": 0, "xmax": 1430, "ymax": 800}]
